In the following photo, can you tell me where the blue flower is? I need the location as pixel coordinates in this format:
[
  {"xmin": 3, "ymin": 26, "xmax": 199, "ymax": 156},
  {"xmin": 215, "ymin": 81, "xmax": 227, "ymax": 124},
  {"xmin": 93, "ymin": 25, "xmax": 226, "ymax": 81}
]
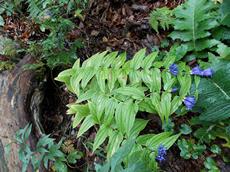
[
  {"xmin": 169, "ymin": 64, "xmax": 179, "ymax": 76},
  {"xmin": 183, "ymin": 96, "xmax": 196, "ymax": 110},
  {"xmin": 191, "ymin": 66, "xmax": 203, "ymax": 75},
  {"xmin": 156, "ymin": 144, "xmax": 167, "ymax": 162},
  {"xmin": 201, "ymin": 68, "xmax": 213, "ymax": 77},
  {"xmin": 171, "ymin": 87, "xmax": 178, "ymax": 93},
  {"xmin": 191, "ymin": 66, "xmax": 214, "ymax": 77}
]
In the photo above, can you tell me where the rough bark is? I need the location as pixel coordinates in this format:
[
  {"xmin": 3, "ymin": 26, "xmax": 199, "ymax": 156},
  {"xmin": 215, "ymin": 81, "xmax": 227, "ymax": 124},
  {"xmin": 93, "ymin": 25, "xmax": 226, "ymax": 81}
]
[{"xmin": 0, "ymin": 55, "xmax": 39, "ymax": 172}]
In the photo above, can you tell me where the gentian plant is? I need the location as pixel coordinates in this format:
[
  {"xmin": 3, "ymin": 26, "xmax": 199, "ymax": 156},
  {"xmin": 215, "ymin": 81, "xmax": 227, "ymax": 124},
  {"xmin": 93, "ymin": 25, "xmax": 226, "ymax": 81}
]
[
  {"xmin": 155, "ymin": 144, "xmax": 167, "ymax": 162},
  {"xmin": 56, "ymin": 49, "xmax": 208, "ymax": 170},
  {"xmin": 191, "ymin": 66, "xmax": 214, "ymax": 77}
]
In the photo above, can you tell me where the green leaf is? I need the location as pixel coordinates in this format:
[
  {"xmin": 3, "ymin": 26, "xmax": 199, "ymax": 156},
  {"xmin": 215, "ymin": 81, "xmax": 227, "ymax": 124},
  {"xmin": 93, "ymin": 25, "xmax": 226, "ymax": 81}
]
[
  {"xmin": 110, "ymin": 139, "xmax": 135, "ymax": 172},
  {"xmin": 149, "ymin": 7, "xmax": 172, "ymax": 33},
  {"xmin": 130, "ymin": 49, "xmax": 146, "ymax": 70},
  {"xmin": 162, "ymin": 133, "xmax": 181, "ymax": 149},
  {"xmin": 210, "ymin": 145, "xmax": 221, "ymax": 154},
  {"xmin": 170, "ymin": 96, "xmax": 182, "ymax": 114},
  {"xmin": 23, "ymin": 124, "xmax": 32, "ymax": 142},
  {"xmin": 0, "ymin": 15, "xmax": 4, "ymax": 26},
  {"xmin": 163, "ymin": 56, "xmax": 175, "ymax": 68},
  {"xmin": 178, "ymin": 74, "xmax": 191, "ymax": 97},
  {"xmin": 123, "ymin": 101, "xmax": 138, "ymax": 135},
  {"xmin": 107, "ymin": 131, "xmax": 123, "ymax": 158},
  {"xmin": 151, "ymin": 68, "xmax": 161, "ymax": 93},
  {"xmin": 139, "ymin": 132, "xmax": 180, "ymax": 150},
  {"xmin": 81, "ymin": 67, "xmax": 96, "ymax": 88},
  {"xmin": 82, "ymin": 51, "xmax": 107, "ymax": 68},
  {"xmin": 180, "ymin": 124, "xmax": 192, "ymax": 135},
  {"xmin": 113, "ymin": 87, "xmax": 145, "ymax": 100},
  {"xmin": 54, "ymin": 161, "xmax": 68, "ymax": 172},
  {"xmin": 139, "ymin": 98, "xmax": 156, "ymax": 113},
  {"xmin": 96, "ymin": 69, "xmax": 107, "ymax": 92},
  {"xmin": 160, "ymin": 92, "xmax": 172, "ymax": 123},
  {"xmin": 103, "ymin": 51, "xmax": 118, "ymax": 67},
  {"xmin": 97, "ymin": 139, "xmax": 136, "ymax": 172},
  {"xmin": 198, "ymin": 60, "xmax": 230, "ymax": 121},
  {"xmin": 93, "ymin": 125, "xmax": 110, "ymax": 152},
  {"xmin": 129, "ymin": 119, "xmax": 148, "ymax": 139},
  {"xmin": 104, "ymin": 98, "xmax": 117, "ymax": 125},
  {"xmin": 36, "ymin": 135, "xmax": 54, "ymax": 148},
  {"xmin": 67, "ymin": 151, "xmax": 81, "ymax": 164},
  {"xmin": 216, "ymin": 43, "xmax": 230, "ymax": 59},
  {"xmin": 144, "ymin": 132, "xmax": 172, "ymax": 148},
  {"xmin": 115, "ymin": 101, "xmax": 138, "ymax": 135},
  {"xmin": 112, "ymin": 52, "xmax": 126, "ymax": 68},
  {"xmin": 67, "ymin": 103, "xmax": 89, "ymax": 115},
  {"xmin": 115, "ymin": 102, "xmax": 125, "ymax": 134},
  {"xmin": 204, "ymin": 157, "xmax": 220, "ymax": 171},
  {"xmin": 141, "ymin": 52, "xmax": 158, "ymax": 69},
  {"xmin": 55, "ymin": 69, "xmax": 73, "ymax": 82},
  {"xmin": 108, "ymin": 69, "xmax": 119, "ymax": 92},
  {"xmin": 77, "ymin": 115, "xmax": 95, "ymax": 138},
  {"xmin": 77, "ymin": 88, "xmax": 96, "ymax": 103},
  {"xmin": 220, "ymin": 0, "xmax": 230, "ymax": 27},
  {"xmin": 73, "ymin": 113, "xmax": 85, "ymax": 128},
  {"xmin": 170, "ymin": 0, "xmax": 218, "ymax": 53}
]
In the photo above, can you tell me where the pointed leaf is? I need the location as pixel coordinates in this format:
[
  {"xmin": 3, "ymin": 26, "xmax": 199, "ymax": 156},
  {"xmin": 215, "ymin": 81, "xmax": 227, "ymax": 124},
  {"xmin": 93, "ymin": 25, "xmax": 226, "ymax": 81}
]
[
  {"xmin": 93, "ymin": 125, "xmax": 110, "ymax": 152},
  {"xmin": 77, "ymin": 115, "xmax": 95, "ymax": 138}
]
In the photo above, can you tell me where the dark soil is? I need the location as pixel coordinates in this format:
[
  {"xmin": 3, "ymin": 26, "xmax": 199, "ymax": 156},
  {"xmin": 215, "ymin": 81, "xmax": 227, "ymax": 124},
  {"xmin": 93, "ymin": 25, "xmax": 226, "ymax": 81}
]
[{"xmin": 78, "ymin": 0, "xmax": 184, "ymax": 60}]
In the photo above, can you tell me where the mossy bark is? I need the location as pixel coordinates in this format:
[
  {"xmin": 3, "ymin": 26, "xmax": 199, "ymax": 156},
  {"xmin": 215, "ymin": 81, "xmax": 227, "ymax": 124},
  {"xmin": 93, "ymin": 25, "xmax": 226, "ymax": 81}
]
[{"xmin": 0, "ymin": 55, "xmax": 41, "ymax": 172}]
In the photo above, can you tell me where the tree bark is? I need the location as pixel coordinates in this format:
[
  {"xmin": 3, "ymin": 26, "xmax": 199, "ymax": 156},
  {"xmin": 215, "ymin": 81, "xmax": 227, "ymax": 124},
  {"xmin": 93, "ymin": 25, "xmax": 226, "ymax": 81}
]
[{"xmin": 0, "ymin": 55, "xmax": 40, "ymax": 172}]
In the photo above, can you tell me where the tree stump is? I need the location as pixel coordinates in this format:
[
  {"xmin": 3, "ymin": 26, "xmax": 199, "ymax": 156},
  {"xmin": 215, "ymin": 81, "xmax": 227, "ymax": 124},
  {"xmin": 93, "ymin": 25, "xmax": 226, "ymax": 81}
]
[{"xmin": 0, "ymin": 55, "xmax": 41, "ymax": 172}]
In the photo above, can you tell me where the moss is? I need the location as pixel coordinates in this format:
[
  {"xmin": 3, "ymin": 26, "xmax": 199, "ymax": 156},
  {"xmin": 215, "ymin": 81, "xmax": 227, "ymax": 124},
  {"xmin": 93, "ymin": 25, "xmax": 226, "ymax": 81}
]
[{"xmin": 0, "ymin": 61, "xmax": 14, "ymax": 71}]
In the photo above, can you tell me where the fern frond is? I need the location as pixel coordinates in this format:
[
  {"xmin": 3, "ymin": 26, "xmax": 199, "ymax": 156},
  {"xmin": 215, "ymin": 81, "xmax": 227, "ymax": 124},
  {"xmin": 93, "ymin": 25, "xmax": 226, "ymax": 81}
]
[
  {"xmin": 170, "ymin": 0, "xmax": 219, "ymax": 52},
  {"xmin": 149, "ymin": 7, "xmax": 173, "ymax": 33},
  {"xmin": 26, "ymin": 0, "xmax": 53, "ymax": 20}
]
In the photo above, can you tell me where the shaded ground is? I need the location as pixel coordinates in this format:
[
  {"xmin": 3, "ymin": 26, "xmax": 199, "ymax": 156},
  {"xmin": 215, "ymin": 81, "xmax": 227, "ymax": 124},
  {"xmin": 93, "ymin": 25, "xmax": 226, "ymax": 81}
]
[{"xmin": 78, "ymin": 0, "xmax": 184, "ymax": 60}]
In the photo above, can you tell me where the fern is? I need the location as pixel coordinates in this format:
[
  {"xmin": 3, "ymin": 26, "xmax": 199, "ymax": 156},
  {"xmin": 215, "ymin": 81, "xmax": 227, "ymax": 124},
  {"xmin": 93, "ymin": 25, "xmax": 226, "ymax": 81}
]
[
  {"xmin": 27, "ymin": 0, "xmax": 53, "ymax": 20},
  {"xmin": 149, "ymin": 7, "xmax": 173, "ymax": 33},
  {"xmin": 170, "ymin": 0, "xmax": 219, "ymax": 53}
]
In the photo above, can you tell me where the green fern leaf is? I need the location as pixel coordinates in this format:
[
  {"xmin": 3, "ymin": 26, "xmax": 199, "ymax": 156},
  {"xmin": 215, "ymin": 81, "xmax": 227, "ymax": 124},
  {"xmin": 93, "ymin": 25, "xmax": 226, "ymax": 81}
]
[
  {"xmin": 170, "ymin": 0, "xmax": 219, "ymax": 52},
  {"xmin": 149, "ymin": 7, "xmax": 173, "ymax": 33}
]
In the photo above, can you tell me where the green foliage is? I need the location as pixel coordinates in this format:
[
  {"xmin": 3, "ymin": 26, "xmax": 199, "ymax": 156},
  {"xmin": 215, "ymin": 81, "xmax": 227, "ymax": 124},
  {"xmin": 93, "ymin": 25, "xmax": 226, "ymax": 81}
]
[
  {"xmin": 96, "ymin": 133, "xmax": 180, "ymax": 171},
  {"xmin": 220, "ymin": 0, "xmax": 230, "ymax": 27},
  {"xmin": 0, "ymin": 0, "xmax": 23, "ymax": 22},
  {"xmin": 203, "ymin": 157, "xmax": 220, "ymax": 172},
  {"xmin": 15, "ymin": 124, "xmax": 82, "ymax": 172},
  {"xmin": 25, "ymin": 0, "xmax": 86, "ymax": 68},
  {"xmin": 95, "ymin": 139, "xmax": 153, "ymax": 172},
  {"xmin": 0, "ymin": 0, "xmax": 87, "ymax": 69},
  {"xmin": 0, "ymin": 61, "xmax": 14, "ymax": 71},
  {"xmin": 26, "ymin": 0, "xmax": 87, "ymax": 20},
  {"xmin": 210, "ymin": 145, "xmax": 221, "ymax": 154},
  {"xmin": 170, "ymin": 0, "xmax": 219, "ymax": 55},
  {"xmin": 177, "ymin": 139, "xmax": 206, "ymax": 159},
  {"xmin": 55, "ymin": 49, "xmax": 195, "ymax": 170},
  {"xmin": 179, "ymin": 124, "xmax": 192, "ymax": 135},
  {"xmin": 196, "ymin": 59, "xmax": 230, "ymax": 122},
  {"xmin": 56, "ymin": 49, "xmax": 195, "ymax": 132},
  {"xmin": 191, "ymin": 119, "xmax": 230, "ymax": 148},
  {"xmin": 55, "ymin": 48, "xmax": 205, "ymax": 171},
  {"xmin": 0, "ymin": 37, "xmax": 18, "ymax": 57},
  {"xmin": 149, "ymin": 7, "xmax": 173, "ymax": 33}
]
